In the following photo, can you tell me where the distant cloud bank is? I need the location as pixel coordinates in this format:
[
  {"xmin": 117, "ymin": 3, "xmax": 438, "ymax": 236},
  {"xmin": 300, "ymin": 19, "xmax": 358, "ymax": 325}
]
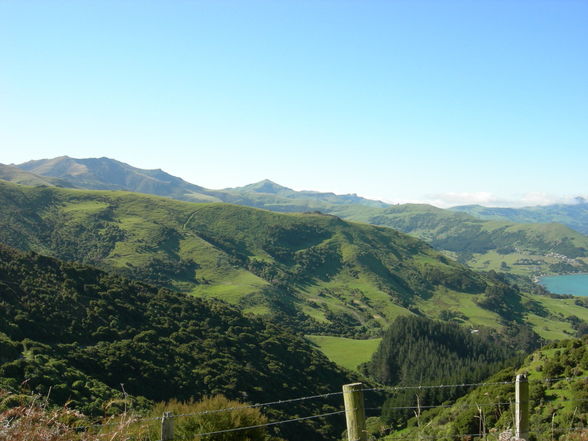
[{"xmin": 415, "ymin": 192, "xmax": 588, "ymax": 209}]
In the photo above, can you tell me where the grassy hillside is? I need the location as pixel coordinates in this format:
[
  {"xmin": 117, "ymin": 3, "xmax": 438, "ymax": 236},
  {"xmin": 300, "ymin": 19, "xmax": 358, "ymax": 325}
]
[
  {"xmin": 0, "ymin": 243, "xmax": 356, "ymax": 441},
  {"xmin": 13, "ymin": 157, "xmax": 588, "ymax": 280},
  {"xmin": 221, "ymin": 183, "xmax": 588, "ymax": 280},
  {"xmin": 381, "ymin": 335, "xmax": 588, "ymax": 441},
  {"xmin": 452, "ymin": 201, "xmax": 588, "ymax": 235},
  {"xmin": 335, "ymin": 203, "xmax": 588, "ymax": 278},
  {"xmin": 0, "ymin": 181, "xmax": 587, "ymax": 341}
]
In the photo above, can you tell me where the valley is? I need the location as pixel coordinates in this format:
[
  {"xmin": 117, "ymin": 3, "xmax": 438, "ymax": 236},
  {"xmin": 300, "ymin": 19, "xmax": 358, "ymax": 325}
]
[
  {"xmin": 1, "ymin": 163, "xmax": 587, "ymax": 441},
  {"xmin": 2, "ymin": 2, "xmax": 587, "ymax": 439},
  {"xmin": 0, "ymin": 180, "xmax": 586, "ymax": 342}
]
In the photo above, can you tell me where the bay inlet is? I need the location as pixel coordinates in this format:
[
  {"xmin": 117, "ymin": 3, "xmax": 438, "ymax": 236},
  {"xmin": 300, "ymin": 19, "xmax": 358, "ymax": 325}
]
[{"xmin": 540, "ymin": 273, "xmax": 588, "ymax": 297}]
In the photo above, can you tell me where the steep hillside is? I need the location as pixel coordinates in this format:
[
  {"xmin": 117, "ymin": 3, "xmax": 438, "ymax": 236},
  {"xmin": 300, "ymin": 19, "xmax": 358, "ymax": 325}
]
[
  {"xmin": 15, "ymin": 157, "xmax": 588, "ymax": 279},
  {"xmin": 452, "ymin": 201, "xmax": 588, "ymax": 235},
  {"xmin": 0, "ymin": 181, "xmax": 587, "ymax": 340},
  {"xmin": 364, "ymin": 316, "xmax": 527, "ymax": 387},
  {"xmin": 381, "ymin": 336, "xmax": 588, "ymax": 440},
  {"xmin": 0, "ymin": 243, "xmax": 354, "ymax": 441}
]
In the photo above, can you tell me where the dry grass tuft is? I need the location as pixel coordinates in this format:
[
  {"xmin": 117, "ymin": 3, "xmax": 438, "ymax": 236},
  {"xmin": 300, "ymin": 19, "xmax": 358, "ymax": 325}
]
[{"xmin": 0, "ymin": 390, "xmax": 151, "ymax": 441}]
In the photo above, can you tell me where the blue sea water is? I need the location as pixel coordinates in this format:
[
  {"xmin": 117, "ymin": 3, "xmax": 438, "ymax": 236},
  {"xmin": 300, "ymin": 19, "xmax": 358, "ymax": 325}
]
[{"xmin": 540, "ymin": 273, "xmax": 588, "ymax": 297}]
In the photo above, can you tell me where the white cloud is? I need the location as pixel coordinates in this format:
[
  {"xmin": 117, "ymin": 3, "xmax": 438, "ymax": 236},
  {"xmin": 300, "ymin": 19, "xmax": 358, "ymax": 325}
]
[{"xmin": 417, "ymin": 192, "xmax": 588, "ymax": 209}]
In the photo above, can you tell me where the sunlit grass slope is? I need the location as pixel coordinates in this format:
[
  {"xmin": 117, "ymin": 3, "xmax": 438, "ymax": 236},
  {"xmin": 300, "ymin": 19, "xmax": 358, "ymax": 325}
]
[
  {"xmin": 0, "ymin": 180, "xmax": 586, "ymax": 338},
  {"xmin": 9, "ymin": 157, "xmax": 588, "ymax": 279},
  {"xmin": 306, "ymin": 335, "xmax": 382, "ymax": 371}
]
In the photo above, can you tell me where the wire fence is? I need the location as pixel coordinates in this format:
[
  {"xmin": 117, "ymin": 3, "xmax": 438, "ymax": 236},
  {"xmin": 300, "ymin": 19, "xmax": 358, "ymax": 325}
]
[
  {"xmin": 64, "ymin": 376, "xmax": 588, "ymax": 441},
  {"xmin": 183, "ymin": 409, "xmax": 347, "ymax": 438},
  {"xmin": 52, "ymin": 373, "xmax": 587, "ymax": 441},
  {"xmin": 383, "ymin": 426, "xmax": 588, "ymax": 441}
]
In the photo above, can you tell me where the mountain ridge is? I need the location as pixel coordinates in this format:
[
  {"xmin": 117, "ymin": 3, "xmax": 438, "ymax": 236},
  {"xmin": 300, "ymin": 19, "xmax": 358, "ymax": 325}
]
[{"xmin": 6, "ymin": 156, "xmax": 588, "ymax": 279}]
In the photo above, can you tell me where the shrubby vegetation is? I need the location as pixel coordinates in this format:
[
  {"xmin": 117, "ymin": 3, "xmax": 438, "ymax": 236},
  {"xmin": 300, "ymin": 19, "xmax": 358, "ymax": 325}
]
[
  {"xmin": 147, "ymin": 395, "xmax": 274, "ymax": 441},
  {"xmin": 0, "ymin": 244, "xmax": 356, "ymax": 441},
  {"xmin": 0, "ymin": 390, "xmax": 276, "ymax": 441}
]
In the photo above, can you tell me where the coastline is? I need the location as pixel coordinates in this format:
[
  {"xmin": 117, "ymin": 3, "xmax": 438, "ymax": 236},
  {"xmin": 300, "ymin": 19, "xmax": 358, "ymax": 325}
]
[{"xmin": 538, "ymin": 273, "xmax": 588, "ymax": 297}]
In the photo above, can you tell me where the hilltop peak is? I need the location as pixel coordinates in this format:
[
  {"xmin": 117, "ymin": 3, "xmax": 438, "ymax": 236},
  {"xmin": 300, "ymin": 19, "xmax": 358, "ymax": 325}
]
[
  {"xmin": 15, "ymin": 156, "xmax": 212, "ymax": 198},
  {"xmin": 236, "ymin": 179, "xmax": 293, "ymax": 194}
]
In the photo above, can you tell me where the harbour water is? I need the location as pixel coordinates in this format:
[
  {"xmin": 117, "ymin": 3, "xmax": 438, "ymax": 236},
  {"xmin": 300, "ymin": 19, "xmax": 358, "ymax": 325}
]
[{"xmin": 540, "ymin": 273, "xmax": 588, "ymax": 297}]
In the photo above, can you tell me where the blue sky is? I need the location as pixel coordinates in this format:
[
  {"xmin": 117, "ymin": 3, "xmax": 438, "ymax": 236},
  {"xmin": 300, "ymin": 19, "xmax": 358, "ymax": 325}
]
[{"xmin": 0, "ymin": 0, "xmax": 586, "ymax": 207}]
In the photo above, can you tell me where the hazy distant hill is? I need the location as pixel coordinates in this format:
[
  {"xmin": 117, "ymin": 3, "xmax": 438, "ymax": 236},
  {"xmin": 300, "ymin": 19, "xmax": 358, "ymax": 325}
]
[
  {"xmin": 15, "ymin": 156, "xmax": 386, "ymax": 209},
  {"xmin": 335, "ymin": 203, "xmax": 588, "ymax": 276},
  {"xmin": 0, "ymin": 163, "xmax": 75, "ymax": 188},
  {"xmin": 0, "ymin": 180, "xmax": 586, "ymax": 341},
  {"xmin": 17, "ymin": 156, "xmax": 222, "ymax": 202},
  {"xmin": 451, "ymin": 201, "xmax": 588, "ymax": 235},
  {"xmin": 222, "ymin": 179, "xmax": 389, "ymax": 210},
  {"xmin": 12, "ymin": 156, "xmax": 588, "ymax": 278}
]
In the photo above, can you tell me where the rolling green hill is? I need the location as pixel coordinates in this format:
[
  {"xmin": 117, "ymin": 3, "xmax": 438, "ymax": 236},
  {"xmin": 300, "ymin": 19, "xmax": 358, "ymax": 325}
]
[
  {"xmin": 0, "ymin": 243, "xmax": 355, "ymax": 441},
  {"xmin": 0, "ymin": 180, "xmax": 587, "ymax": 341},
  {"xmin": 12, "ymin": 156, "xmax": 588, "ymax": 279},
  {"xmin": 451, "ymin": 201, "xmax": 588, "ymax": 235},
  {"xmin": 335, "ymin": 203, "xmax": 588, "ymax": 277},
  {"xmin": 220, "ymin": 178, "xmax": 389, "ymax": 211}
]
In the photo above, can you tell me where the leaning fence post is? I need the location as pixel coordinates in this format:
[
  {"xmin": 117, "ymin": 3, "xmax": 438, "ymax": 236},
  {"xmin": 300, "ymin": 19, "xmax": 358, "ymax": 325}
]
[
  {"xmin": 161, "ymin": 411, "xmax": 174, "ymax": 441},
  {"xmin": 343, "ymin": 382, "xmax": 367, "ymax": 441},
  {"xmin": 515, "ymin": 373, "xmax": 529, "ymax": 441}
]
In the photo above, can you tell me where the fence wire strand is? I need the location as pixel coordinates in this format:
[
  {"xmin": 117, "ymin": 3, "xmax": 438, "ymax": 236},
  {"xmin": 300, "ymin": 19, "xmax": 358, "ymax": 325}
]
[
  {"xmin": 75, "ymin": 391, "xmax": 343, "ymax": 431},
  {"xmin": 189, "ymin": 409, "xmax": 346, "ymax": 438},
  {"xmin": 21, "ymin": 373, "xmax": 588, "ymax": 433},
  {"xmin": 363, "ymin": 374, "xmax": 588, "ymax": 394},
  {"xmin": 384, "ymin": 426, "xmax": 588, "ymax": 441},
  {"xmin": 362, "ymin": 380, "xmax": 515, "ymax": 393},
  {"xmin": 172, "ymin": 390, "xmax": 343, "ymax": 419}
]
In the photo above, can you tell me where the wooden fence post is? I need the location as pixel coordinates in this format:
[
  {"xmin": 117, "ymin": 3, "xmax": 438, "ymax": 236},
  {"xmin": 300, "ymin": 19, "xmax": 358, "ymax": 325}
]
[
  {"xmin": 161, "ymin": 411, "xmax": 174, "ymax": 441},
  {"xmin": 343, "ymin": 382, "xmax": 367, "ymax": 441},
  {"xmin": 515, "ymin": 373, "xmax": 529, "ymax": 441}
]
